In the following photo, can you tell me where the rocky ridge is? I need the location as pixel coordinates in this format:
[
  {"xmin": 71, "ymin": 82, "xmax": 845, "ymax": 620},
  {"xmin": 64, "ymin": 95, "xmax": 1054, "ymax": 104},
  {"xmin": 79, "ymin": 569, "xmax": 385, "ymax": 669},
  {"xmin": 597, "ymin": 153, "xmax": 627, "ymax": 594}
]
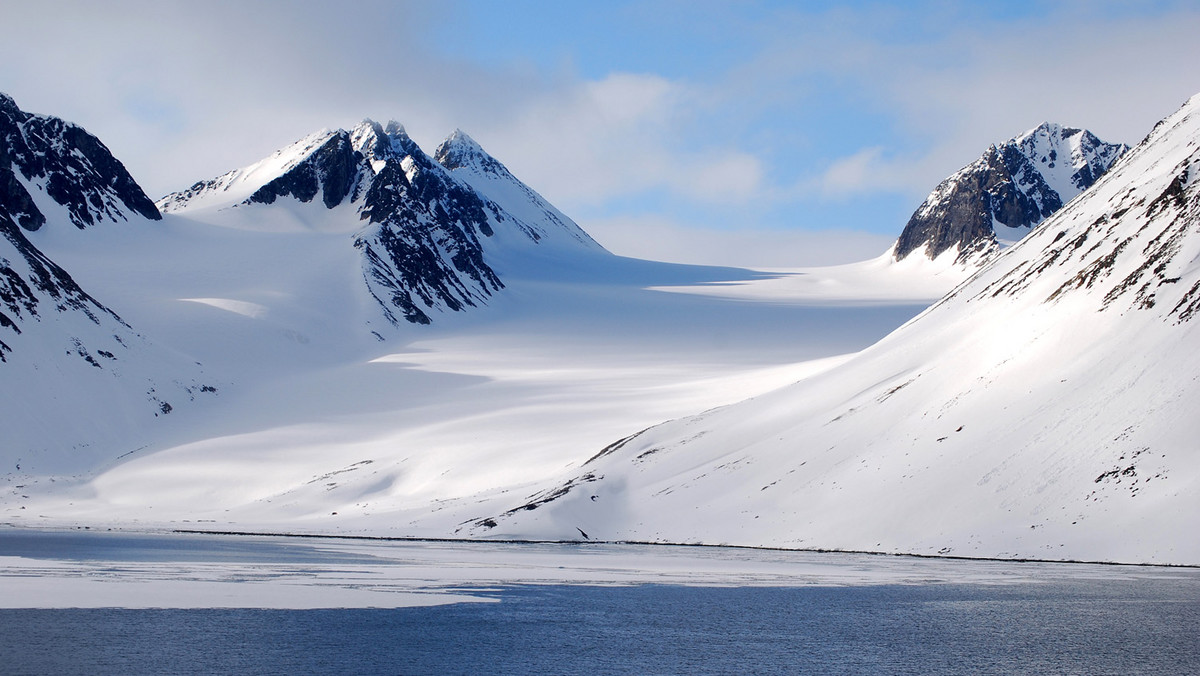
[{"xmin": 893, "ymin": 123, "xmax": 1127, "ymax": 265}]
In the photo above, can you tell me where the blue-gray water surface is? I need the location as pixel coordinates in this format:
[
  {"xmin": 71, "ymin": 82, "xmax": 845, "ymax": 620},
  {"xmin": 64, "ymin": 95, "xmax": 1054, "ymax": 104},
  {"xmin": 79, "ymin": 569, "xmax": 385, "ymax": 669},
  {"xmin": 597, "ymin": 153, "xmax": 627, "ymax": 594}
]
[
  {"xmin": 4, "ymin": 579, "xmax": 1199, "ymax": 674},
  {"xmin": 2, "ymin": 530, "xmax": 1198, "ymax": 674}
]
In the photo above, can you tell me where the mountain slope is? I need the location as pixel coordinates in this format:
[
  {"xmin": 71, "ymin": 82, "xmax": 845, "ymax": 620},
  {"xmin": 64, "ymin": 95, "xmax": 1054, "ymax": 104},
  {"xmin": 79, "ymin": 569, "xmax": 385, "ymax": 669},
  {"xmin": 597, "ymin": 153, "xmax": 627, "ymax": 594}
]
[
  {"xmin": 433, "ymin": 129, "xmax": 604, "ymax": 252},
  {"xmin": 0, "ymin": 92, "xmax": 160, "ymax": 232},
  {"xmin": 159, "ymin": 121, "xmax": 608, "ymax": 325},
  {"xmin": 0, "ymin": 93, "xmax": 214, "ymax": 474},
  {"xmin": 1, "ymin": 91, "xmax": 158, "ymax": 364},
  {"xmin": 893, "ymin": 123, "xmax": 1127, "ymax": 265},
  {"xmin": 477, "ymin": 94, "xmax": 1200, "ymax": 565}
]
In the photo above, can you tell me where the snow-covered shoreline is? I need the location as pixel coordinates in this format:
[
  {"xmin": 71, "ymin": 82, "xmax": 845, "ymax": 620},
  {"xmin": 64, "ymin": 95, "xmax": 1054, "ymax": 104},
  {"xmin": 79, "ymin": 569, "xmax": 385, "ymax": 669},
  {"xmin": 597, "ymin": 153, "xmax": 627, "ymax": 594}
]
[{"xmin": 3, "ymin": 526, "xmax": 1196, "ymax": 610}]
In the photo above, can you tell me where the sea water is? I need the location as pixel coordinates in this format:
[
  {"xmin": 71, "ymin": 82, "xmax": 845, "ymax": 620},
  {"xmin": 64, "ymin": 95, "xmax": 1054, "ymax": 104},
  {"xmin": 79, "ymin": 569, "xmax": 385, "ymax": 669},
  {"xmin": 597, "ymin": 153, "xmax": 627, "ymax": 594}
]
[{"xmin": 1, "ymin": 530, "xmax": 1197, "ymax": 675}]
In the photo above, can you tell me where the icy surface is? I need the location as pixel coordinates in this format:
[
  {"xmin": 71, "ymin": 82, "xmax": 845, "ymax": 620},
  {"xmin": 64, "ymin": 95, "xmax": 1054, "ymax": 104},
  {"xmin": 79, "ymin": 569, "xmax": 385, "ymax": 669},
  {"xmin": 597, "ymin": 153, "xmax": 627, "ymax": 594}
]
[{"xmin": 3, "ymin": 528, "xmax": 1189, "ymax": 609}]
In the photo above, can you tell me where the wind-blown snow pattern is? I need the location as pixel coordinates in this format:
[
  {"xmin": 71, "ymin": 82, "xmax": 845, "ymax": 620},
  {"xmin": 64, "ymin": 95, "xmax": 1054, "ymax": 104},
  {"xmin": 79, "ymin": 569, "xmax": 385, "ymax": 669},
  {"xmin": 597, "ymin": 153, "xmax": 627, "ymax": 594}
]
[
  {"xmin": 479, "ymin": 94, "xmax": 1200, "ymax": 565},
  {"xmin": 158, "ymin": 121, "xmax": 608, "ymax": 325},
  {"xmin": 893, "ymin": 123, "xmax": 1127, "ymax": 266},
  {"xmin": 0, "ymin": 93, "xmax": 213, "ymax": 474}
]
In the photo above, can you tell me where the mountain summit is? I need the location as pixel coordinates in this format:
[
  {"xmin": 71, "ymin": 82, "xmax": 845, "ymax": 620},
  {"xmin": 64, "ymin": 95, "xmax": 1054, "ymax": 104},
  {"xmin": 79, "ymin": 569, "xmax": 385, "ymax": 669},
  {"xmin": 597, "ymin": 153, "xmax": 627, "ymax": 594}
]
[
  {"xmin": 159, "ymin": 121, "xmax": 606, "ymax": 324},
  {"xmin": 893, "ymin": 123, "xmax": 1127, "ymax": 265},
  {"xmin": 434, "ymin": 129, "xmax": 602, "ymax": 251}
]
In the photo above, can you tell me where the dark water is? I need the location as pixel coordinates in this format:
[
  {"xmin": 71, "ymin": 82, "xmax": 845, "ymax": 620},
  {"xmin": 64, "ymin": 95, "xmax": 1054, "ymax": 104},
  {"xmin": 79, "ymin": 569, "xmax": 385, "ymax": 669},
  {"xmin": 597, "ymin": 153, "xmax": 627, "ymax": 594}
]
[
  {"xmin": 3, "ymin": 580, "xmax": 1198, "ymax": 675},
  {"xmin": 0, "ymin": 529, "xmax": 381, "ymax": 564}
]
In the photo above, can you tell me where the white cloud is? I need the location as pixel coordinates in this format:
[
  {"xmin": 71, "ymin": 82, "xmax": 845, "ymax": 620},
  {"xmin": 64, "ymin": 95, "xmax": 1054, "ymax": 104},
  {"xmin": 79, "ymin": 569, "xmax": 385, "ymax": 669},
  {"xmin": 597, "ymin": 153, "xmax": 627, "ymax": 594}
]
[
  {"xmin": 816, "ymin": 147, "xmax": 888, "ymax": 198},
  {"xmin": 467, "ymin": 73, "xmax": 767, "ymax": 209},
  {"xmin": 703, "ymin": 3, "xmax": 1200, "ymax": 204}
]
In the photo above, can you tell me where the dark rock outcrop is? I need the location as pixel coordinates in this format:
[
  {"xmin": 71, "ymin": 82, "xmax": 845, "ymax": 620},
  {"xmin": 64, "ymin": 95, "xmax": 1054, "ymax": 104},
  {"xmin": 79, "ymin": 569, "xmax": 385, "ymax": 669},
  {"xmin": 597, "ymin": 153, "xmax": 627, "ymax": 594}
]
[
  {"xmin": 894, "ymin": 123, "xmax": 1127, "ymax": 265},
  {"xmin": 245, "ymin": 131, "xmax": 363, "ymax": 209},
  {"xmin": 354, "ymin": 123, "xmax": 503, "ymax": 324},
  {"xmin": 0, "ymin": 92, "xmax": 160, "ymax": 231},
  {"xmin": 0, "ymin": 93, "xmax": 139, "ymax": 362}
]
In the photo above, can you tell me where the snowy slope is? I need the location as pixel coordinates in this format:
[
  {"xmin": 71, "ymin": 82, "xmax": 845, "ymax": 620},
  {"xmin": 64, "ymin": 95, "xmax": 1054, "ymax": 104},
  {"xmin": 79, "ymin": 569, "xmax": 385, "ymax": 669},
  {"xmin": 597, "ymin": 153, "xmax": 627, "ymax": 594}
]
[
  {"xmin": 0, "ymin": 93, "xmax": 215, "ymax": 475},
  {"xmin": 433, "ymin": 129, "xmax": 604, "ymax": 252},
  {"xmin": 6, "ymin": 228, "xmax": 935, "ymax": 534},
  {"xmin": 475, "ymin": 94, "xmax": 1200, "ymax": 565},
  {"xmin": 156, "ymin": 129, "xmax": 347, "ymax": 214},
  {"xmin": 892, "ymin": 123, "xmax": 1127, "ymax": 266}
]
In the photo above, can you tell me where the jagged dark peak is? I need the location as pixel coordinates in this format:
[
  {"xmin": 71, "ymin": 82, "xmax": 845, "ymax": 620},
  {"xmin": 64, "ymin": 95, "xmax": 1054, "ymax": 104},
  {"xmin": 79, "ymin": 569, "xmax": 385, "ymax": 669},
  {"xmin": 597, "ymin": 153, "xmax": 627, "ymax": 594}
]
[
  {"xmin": 0, "ymin": 92, "xmax": 160, "ymax": 229},
  {"xmin": 0, "ymin": 92, "xmax": 18, "ymax": 115},
  {"xmin": 349, "ymin": 119, "xmax": 431, "ymax": 169},
  {"xmin": 156, "ymin": 113, "xmax": 602, "ymax": 325},
  {"xmin": 350, "ymin": 119, "xmax": 390, "ymax": 160},
  {"xmin": 383, "ymin": 119, "xmax": 406, "ymax": 137}
]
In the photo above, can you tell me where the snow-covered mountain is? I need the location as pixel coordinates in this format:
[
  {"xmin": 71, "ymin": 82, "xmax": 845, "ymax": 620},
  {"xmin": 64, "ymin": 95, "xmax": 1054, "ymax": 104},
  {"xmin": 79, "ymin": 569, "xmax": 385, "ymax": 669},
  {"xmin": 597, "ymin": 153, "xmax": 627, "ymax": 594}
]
[
  {"xmin": 8, "ymin": 87, "xmax": 1196, "ymax": 567},
  {"xmin": 0, "ymin": 93, "xmax": 214, "ymax": 473},
  {"xmin": 3, "ymin": 97, "xmax": 944, "ymax": 539},
  {"xmin": 477, "ymin": 94, "xmax": 1200, "ymax": 564},
  {"xmin": 159, "ymin": 121, "xmax": 606, "ymax": 324},
  {"xmin": 2, "ymin": 89, "xmax": 155, "ymax": 366},
  {"xmin": 892, "ymin": 123, "xmax": 1127, "ymax": 266}
]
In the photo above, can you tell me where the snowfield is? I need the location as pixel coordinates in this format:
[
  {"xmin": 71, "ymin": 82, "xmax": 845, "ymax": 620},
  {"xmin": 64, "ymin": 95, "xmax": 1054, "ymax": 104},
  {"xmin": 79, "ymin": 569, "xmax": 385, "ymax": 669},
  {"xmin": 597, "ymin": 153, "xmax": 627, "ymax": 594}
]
[
  {"xmin": 3, "ymin": 118, "xmax": 946, "ymax": 550},
  {"xmin": 3, "ymin": 90, "xmax": 1198, "ymax": 567},
  {"xmin": 477, "ymin": 94, "xmax": 1200, "ymax": 565},
  {"xmin": 6, "ymin": 207, "xmax": 940, "ymax": 539}
]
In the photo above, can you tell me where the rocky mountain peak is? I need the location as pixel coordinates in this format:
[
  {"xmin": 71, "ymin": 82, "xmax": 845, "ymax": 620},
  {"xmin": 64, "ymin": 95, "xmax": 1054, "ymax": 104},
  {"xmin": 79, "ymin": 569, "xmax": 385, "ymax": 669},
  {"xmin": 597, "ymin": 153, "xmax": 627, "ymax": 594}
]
[
  {"xmin": 0, "ymin": 92, "xmax": 18, "ymax": 115},
  {"xmin": 892, "ymin": 121, "xmax": 1128, "ymax": 265},
  {"xmin": 0, "ymin": 92, "xmax": 161, "ymax": 230},
  {"xmin": 434, "ymin": 129, "xmax": 493, "ymax": 172},
  {"xmin": 155, "ymin": 113, "xmax": 607, "ymax": 325}
]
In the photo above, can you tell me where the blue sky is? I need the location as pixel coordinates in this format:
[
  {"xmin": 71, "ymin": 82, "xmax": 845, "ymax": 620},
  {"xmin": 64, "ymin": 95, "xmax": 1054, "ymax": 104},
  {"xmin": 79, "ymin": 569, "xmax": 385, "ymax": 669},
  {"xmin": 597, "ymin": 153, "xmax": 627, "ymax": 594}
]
[{"xmin": 2, "ymin": 0, "xmax": 1199, "ymax": 265}]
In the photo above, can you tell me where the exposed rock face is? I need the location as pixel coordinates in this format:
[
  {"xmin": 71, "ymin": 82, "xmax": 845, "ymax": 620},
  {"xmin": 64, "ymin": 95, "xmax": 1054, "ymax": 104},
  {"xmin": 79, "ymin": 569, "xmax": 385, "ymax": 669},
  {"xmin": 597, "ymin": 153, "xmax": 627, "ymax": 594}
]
[
  {"xmin": 0, "ymin": 93, "xmax": 139, "ymax": 361},
  {"xmin": 894, "ymin": 123, "xmax": 1127, "ymax": 265},
  {"xmin": 0, "ymin": 92, "xmax": 160, "ymax": 231},
  {"xmin": 0, "ymin": 214, "xmax": 121, "ymax": 362},
  {"xmin": 352, "ymin": 121, "xmax": 503, "ymax": 325},
  {"xmin": 159, "ymin": 121, "xmax": 605, "ymax": 325},
  {"xmin": 245, "ymin": 131, "xmax": 361, "ymax": 210}
]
